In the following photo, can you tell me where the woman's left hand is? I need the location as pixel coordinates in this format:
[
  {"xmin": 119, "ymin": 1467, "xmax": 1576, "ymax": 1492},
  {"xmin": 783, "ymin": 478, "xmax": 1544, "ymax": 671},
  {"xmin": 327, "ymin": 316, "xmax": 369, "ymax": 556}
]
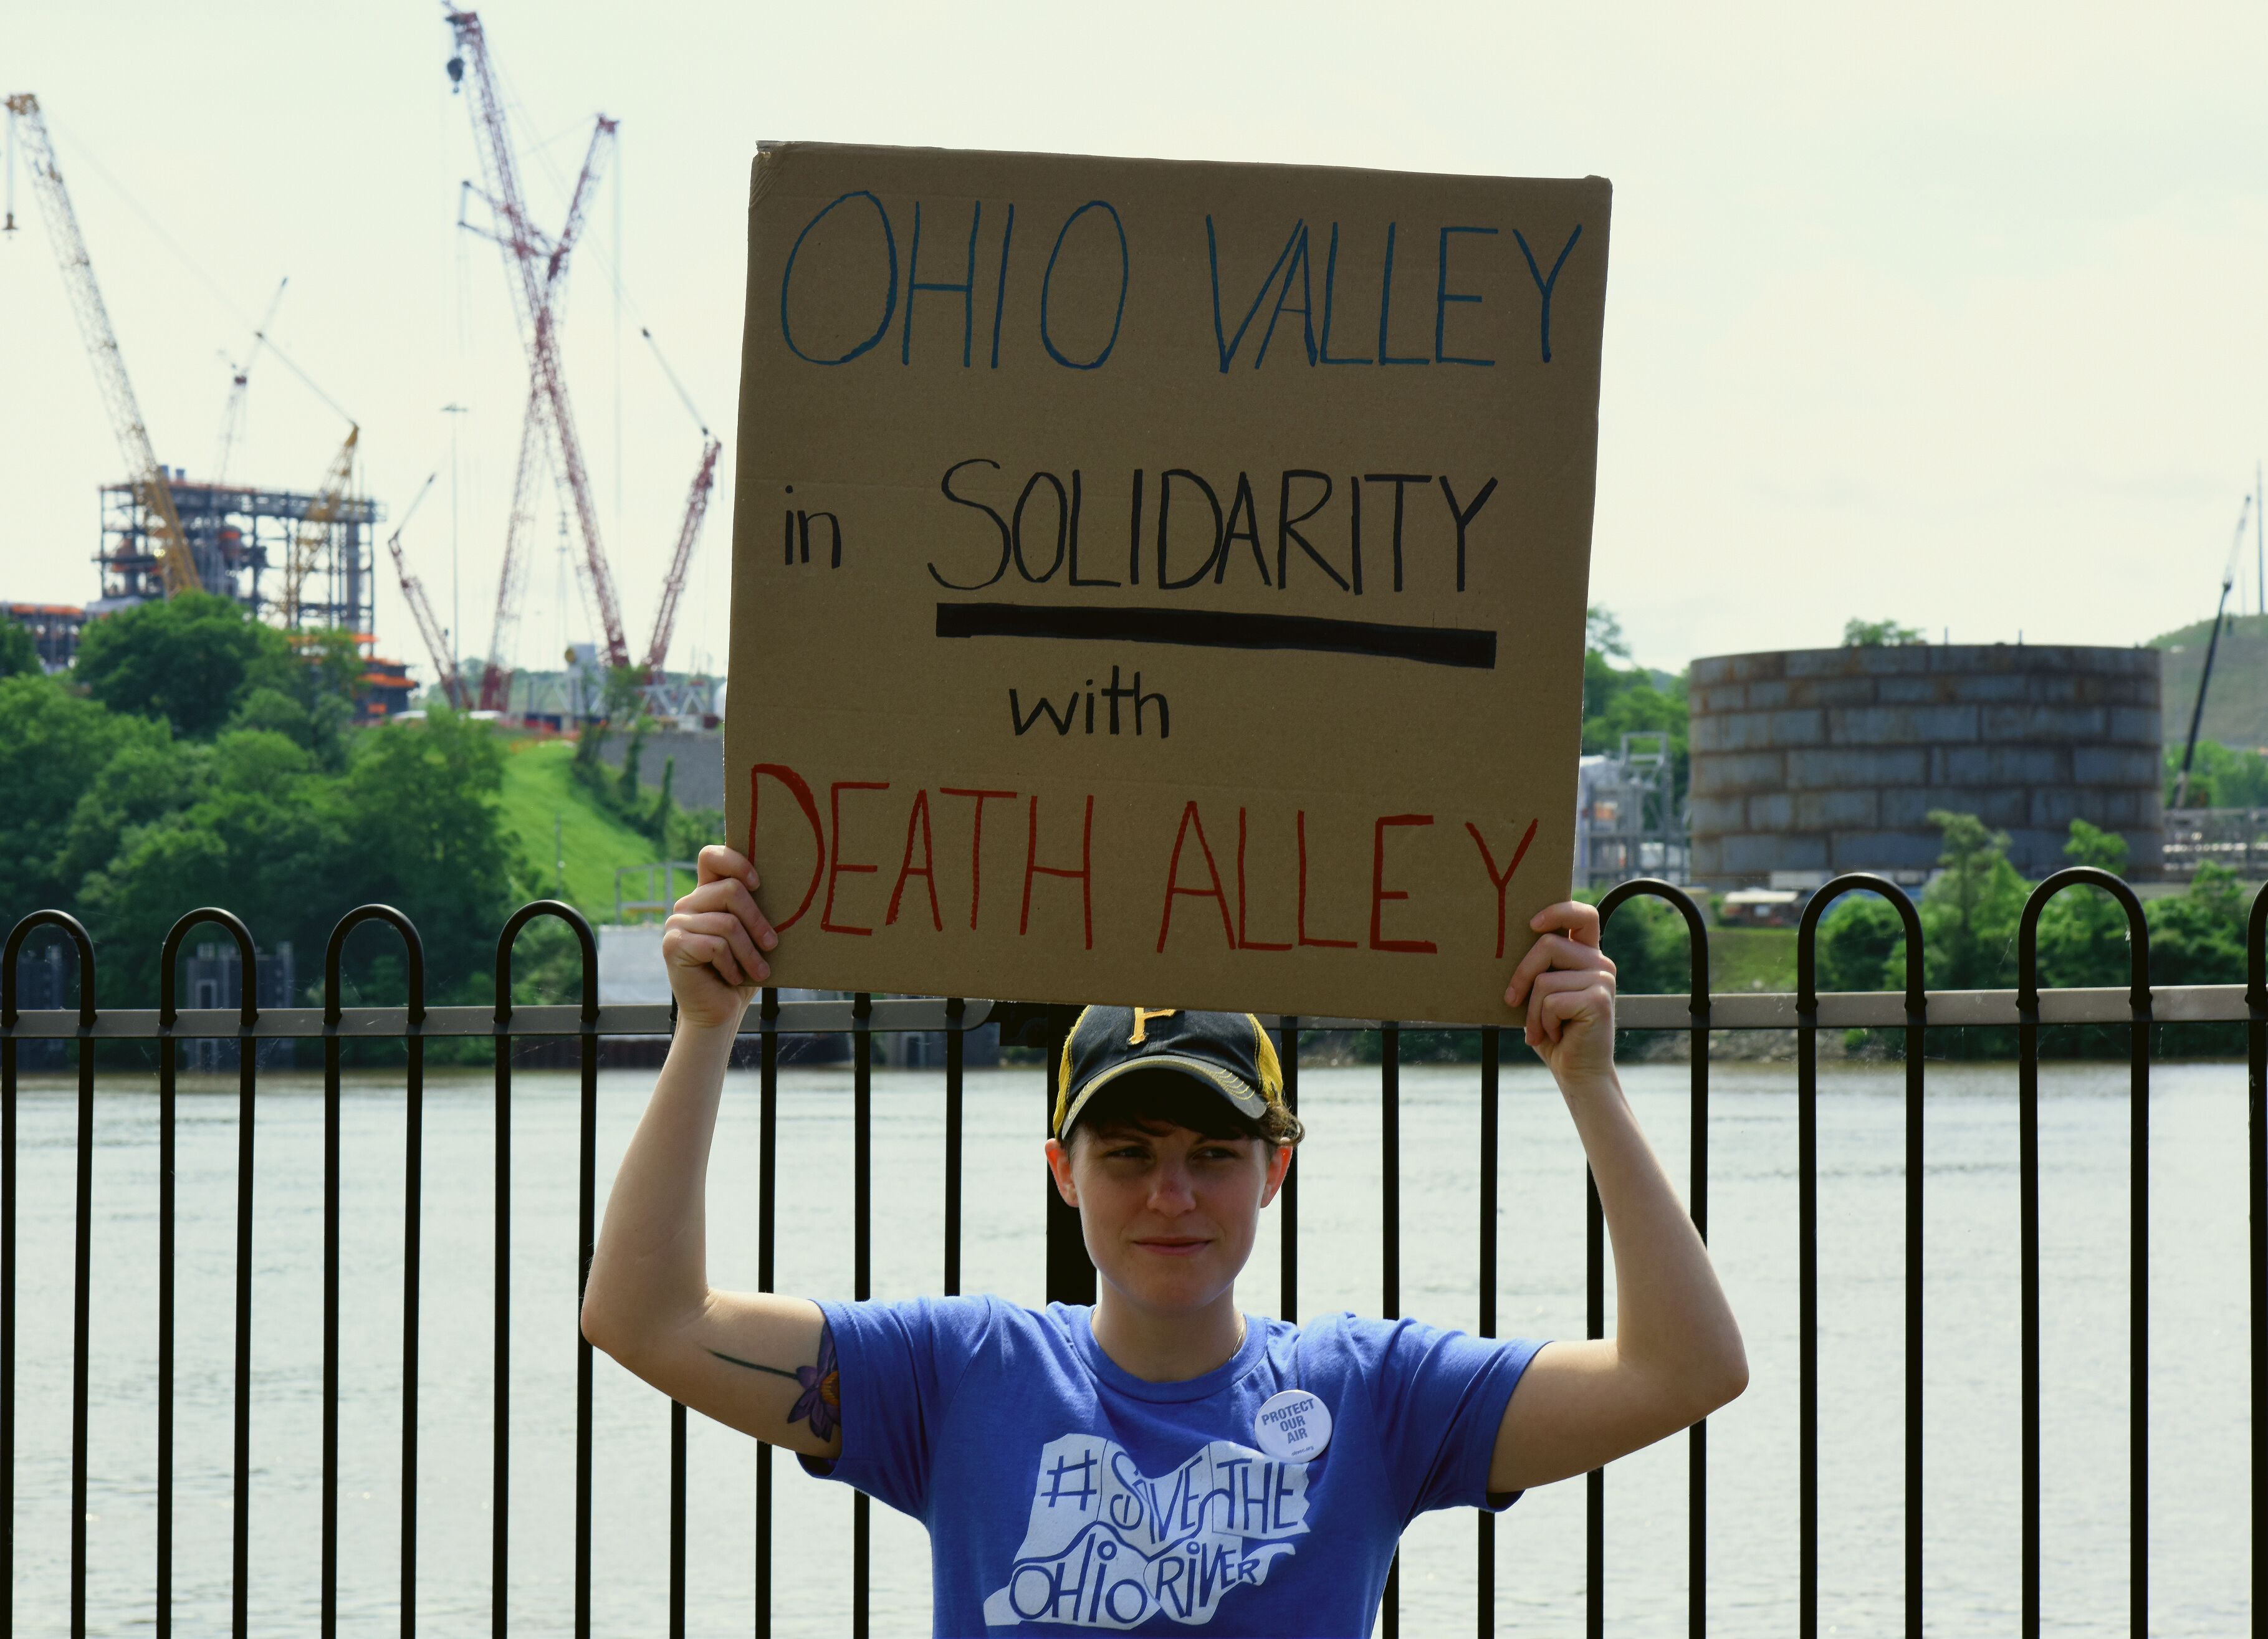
[{"xmin": 1504, "ymin": 901, "xmax": 1617, "ymax": 1086}]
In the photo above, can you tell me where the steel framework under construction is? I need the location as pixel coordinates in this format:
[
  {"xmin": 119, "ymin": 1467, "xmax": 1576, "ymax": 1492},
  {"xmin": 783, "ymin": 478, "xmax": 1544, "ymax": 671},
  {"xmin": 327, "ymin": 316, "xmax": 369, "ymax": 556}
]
[
  {"xmin": 12, "ymin": 34, "xmax": 717, "ymax": 705},
  {"xmin": 8, "ymin": 90, "xmax": 382, "ymax": 636},
  {"xmin": 97, "ymin": 474, "xmax": 382, "ymax": 631}
]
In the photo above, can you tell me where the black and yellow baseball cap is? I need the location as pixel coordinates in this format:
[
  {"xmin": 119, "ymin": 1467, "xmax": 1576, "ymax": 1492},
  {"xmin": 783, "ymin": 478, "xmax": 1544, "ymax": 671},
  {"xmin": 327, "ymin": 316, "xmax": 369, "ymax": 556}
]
[{"xmin": 1052, "ymin": 1006, "xmax": 1288, "ymax": 1139}]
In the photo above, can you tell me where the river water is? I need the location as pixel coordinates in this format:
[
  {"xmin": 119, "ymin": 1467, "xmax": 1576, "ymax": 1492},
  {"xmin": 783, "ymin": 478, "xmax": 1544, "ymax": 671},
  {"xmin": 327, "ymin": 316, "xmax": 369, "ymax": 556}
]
[{"xmin": 2, "ymin": 1054, "xmax": 2253, "ymax": 1635}]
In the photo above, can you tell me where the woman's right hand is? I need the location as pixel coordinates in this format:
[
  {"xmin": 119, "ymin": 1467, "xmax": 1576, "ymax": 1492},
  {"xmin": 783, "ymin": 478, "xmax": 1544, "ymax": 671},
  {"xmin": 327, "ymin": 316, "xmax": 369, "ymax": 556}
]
[{"xmin": 662, "ymin": 844, "xmax": 779, "ymax": 1029}]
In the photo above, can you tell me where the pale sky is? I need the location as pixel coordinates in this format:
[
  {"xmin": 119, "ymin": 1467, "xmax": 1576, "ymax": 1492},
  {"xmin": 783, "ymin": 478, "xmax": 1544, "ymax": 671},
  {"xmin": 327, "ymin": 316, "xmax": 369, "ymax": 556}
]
[{"xmin": 4, "ymin": 1, "xmax": 2265, "ymax": 679}]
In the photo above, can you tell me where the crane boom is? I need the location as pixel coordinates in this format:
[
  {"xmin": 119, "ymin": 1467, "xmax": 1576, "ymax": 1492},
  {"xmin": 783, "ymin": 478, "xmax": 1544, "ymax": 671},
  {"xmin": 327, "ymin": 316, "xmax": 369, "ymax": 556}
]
[
  {"xmin": 444, "ymin": 13, "xmax": 631, "ymax": 669},
  {"xmin": 382, "ymin": 473, "xmax": 469, "ymax": 711},
  {"xmin": 638, "ymin": 325, "xmax": 718, "ymax": 674},
  {"xmin": 479, "ymin": 385, "xmax": 547, "ymax": 712},
  {"xmin": 477, "ymin": 115, "xmax": 613, "ymax": 712},
  {"xmin": 213, "ymin": 277, "xmax": 287, "ymax": 485},
  {"xmin": 279, "ymin": 426, "xmax": 360, "ymax": 626},
  {"xmin": 2174, "ymin": 495, "xmax": 2256, "ymax": 807},
  {"xmin": 643, "ymin": 436, "xmax": 721, "ymax": 673},
  {"xmin": 4, "ymin": 93, "xmax": 199, "ymax": 594}
]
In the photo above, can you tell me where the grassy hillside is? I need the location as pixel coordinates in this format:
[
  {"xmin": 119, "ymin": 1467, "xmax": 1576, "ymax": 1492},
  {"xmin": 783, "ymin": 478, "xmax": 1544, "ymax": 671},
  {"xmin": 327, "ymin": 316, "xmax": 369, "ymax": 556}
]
[
  {"xmin": 1710, "ymin": 927, "xmax": 1797, "ymax": 993},
  {"xmin": 498, "ymin": 738, "xmax": 664, "ymax": 920},
  {"xmin": 2153, "ymin": 613, "xmax": 2268, "ymax": 752}
]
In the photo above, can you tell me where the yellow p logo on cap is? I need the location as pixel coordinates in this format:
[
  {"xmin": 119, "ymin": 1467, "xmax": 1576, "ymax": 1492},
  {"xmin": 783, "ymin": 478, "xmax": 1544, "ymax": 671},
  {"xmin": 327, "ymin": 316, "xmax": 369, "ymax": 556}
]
[{"xmin": 1128, "ymin": 1008, "xmax": 1179, "ymax": 1044}]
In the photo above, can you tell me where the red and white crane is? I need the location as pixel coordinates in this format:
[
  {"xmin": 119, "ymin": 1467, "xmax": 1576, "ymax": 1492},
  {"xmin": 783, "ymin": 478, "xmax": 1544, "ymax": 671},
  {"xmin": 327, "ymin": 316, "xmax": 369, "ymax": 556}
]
[
  {"xmin": 445, "ymin": 9, "xmax": 630, "ymax": 705},
  {"xmin": 381, "ymin": 472, "xmax": 467, "ymax": 709},
  {"xmin": 638, "ymin": 325, "xmax": 721, "ymax": 677},
  {"xmin": 459, "ymin": 112, "xmax": 614, "ymax": 710}
]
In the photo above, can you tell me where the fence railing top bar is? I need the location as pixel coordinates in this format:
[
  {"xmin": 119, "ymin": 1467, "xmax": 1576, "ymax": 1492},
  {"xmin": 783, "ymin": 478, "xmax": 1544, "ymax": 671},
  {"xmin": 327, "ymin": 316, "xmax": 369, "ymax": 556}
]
[{"xmin": 0, "ymin": 985, "xmax": 2247, "ymax": 1040}]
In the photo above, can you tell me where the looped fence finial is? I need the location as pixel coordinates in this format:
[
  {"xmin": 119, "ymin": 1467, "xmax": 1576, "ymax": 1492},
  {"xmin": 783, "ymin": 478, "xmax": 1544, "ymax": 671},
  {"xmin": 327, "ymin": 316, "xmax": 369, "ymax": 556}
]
[
  {"xmin": 494, "ymin": 901, "xmax": 599, "ymax": 1027},
  {"xmin": 324, "ymin": 906, "xmax": 428, "ymax": 1028},
  {"xmin": 2016, "ymin": 867, "xmax": 2150, "ymax": 1016},
  {"xmin": 158, "ymin": 909, "xmax": 260, "ymax": 1031},
  {"xmin": 3, "ymin": 910, "xmax": 98, "ymax": 1028},
  {"xmin": 1594, "ymin": 879, "xmax": 1710, "ymax": 1015},
  {"xmin": 1796, "ymin": 874, "xmax": 1925, "ymax": 1018}
]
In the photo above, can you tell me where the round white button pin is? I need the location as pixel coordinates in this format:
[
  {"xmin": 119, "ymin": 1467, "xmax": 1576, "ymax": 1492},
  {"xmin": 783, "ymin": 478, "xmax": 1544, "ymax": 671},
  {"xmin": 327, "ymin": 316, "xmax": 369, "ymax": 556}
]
[{"xmin": 1253, "ymin": 1388, "xmax": 1331, "ymax": 1463}]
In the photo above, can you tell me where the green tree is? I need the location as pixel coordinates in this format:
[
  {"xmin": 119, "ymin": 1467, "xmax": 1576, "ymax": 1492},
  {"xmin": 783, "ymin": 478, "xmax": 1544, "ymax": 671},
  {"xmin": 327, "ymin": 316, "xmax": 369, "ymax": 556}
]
[
  {"xmin": 616, "ymin": 718, "xmax": 648, "ymax": 805},
  {"xmin": 1586, "ymin": 888, "xmax": 1699, "ymax": 996},
  {"xmin": 666, "ymin": 804, "xmax": 726, "ymax": 861},
  {"xmin": 2149, "ymin": 861, "xmax": 2247, "ymax": 989},
  {"xmin": 48, "ymin": 732, "xmax": 204, "ymax": 901},
  {"xmin": 39, "ymin": 707, "xmax": 526, "ymax": 1006},
  {"xmin": 1581, "ymin": 608, "xmax": 1689, "ymax": 802},
  {"xmin": 1816, "ymin": 892, "xmax": 1915, "ymax": 993},
  {"xmin": 227, "ymin": 682, "xmax": 352, "ymax": 771},
  {"xmin": 646, "ymin": 756, "xmax": 677, "ymax": 852},
  {"xmin": 0, "ymin": 613, "xmax": 40, "ymax": 679},
  {"xmin": 338, "ymin": 712, "xmax": 527, "ymax": 996},
  {"xmin": 1586, "ymin": 604, "xmax": 1630, "ymax": 659},
  {"xmin": 77, "ymin": 729, "xmax": 353, "ymax": 992},
  {"xmin": 2163, "ymin": 738, "xmax": 2268, "ymax": 808},
  {"xmin": 6, "ymin": 667, "xmax": 541, "ymax": 1021},
  {"xmin": 2031, "ymin": 820, "xmax": 2134, "ymax": 991},
  {"xmin": 1844, "ymin": 617, "xmax": 1926, "ymax": 646},
  {"xmin": 0, "ymin": 674, "xmax": 164, "ymax": 918},
  {"xmin": 272, "ymin": 629, "xmax": 365, "ymax": 703},
  {"xmin": 1587, "ymin": 664, "xmax": 1687, "ymax": 755},
  {"xmin": 234, "ymin": 628, "xmax": 361, "ymax": 767},
  {"xmin": 74, "ymin": 592, "xmax": 294, "ymax": 740},
  {"xmin": 1812, "ymin": 889, "xmax": 1925, "ymax": 1054},
  {"xmin": 604, "ymin": 664, "xmax": 647, "ymax": 722},
  {"xmin": 1917, "ymin": 810, "xmax": 2027, "ymax": 991}
]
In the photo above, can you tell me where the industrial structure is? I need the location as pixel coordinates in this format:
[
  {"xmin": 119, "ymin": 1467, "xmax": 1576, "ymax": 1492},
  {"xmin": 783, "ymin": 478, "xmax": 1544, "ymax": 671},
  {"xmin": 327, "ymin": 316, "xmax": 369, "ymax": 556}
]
[
  {"xmin": 433, "ymin": 10, "xmax": 722, "ymax": 720},
  {"xmin": 2, "ymin": 603, "xmax": 87, "ymax": 669},
  {"xmin": 96, "ymin": 467, "xmax": 380, "ymax": 632},
  {"xmin": 1574, "ymin": 730, "xmax": 1690, "ymax": 888},
  {"xmin": 6, "ymin": 92, "xmax": 387, "ymax": 644},
  {"xmin": 8, "ymin": 34, "xmax": 722, "ymax": 724},
  {"xmin": 1688, "ymin": 643, "xmax": 2164, "ymax": 885}
]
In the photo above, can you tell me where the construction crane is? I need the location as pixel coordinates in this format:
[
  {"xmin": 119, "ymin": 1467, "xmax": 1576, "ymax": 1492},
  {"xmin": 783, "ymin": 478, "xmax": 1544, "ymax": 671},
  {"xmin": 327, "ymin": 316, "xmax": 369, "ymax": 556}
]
[
  {"xmin": 445, "ymin": 11, "xmax": 633, "ymax": 675},
  {"xmin": 213, "ymin": 277, "xmax": 287, "ymax": 485},
  {"xmin": 278, "ymin": 425, "xmax": 360, "ymax": 626},
  {"xmin": 381, "ymin": 472, "xmax": 468, "ymax": 710},
  {"xmin": 461, "ymin": 115, "xmax": 615, "ymax": 711},
  {"xmin": 644, "ymin": 441, "xmax": 720, "ymax": 675},
  {"xmin": 2173, "ymin": 494, "xmax": 2256, "ymax": 808},
  {"xmin": 4, "ymin": 92, "xmax": 200, "ymax": 593},
  {"xmin": 639, "ymin": 325, "xmax": 722, "ymax": 676}
]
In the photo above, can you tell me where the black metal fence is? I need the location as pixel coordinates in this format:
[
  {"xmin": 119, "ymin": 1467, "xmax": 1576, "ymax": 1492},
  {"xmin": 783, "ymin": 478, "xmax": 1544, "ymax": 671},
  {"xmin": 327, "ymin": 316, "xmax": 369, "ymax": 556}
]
[{"xmin": 2, "ymin": 869, "xmax": 2262, "ymax": 1638}]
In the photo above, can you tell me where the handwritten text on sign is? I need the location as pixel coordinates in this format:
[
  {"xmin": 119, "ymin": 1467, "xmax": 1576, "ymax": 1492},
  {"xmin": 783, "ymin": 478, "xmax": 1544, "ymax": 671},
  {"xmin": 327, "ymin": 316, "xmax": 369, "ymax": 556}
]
[{"xmin": 726, "ymin": 145, "xmax": 1609, "ymax": 1023}]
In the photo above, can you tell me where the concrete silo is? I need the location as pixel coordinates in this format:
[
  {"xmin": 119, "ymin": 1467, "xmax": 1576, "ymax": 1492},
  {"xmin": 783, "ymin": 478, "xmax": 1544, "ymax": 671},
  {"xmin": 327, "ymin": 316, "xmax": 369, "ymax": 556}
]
[{"xmin": 1688, "ymin": 644, "xmax": 2163, "ymax": 886}]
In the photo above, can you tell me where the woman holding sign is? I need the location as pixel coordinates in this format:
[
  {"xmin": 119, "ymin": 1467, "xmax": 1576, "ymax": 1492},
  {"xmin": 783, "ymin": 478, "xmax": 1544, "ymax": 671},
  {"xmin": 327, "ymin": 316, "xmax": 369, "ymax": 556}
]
[{"xmin": 580, "ymin": 843, "xmax": 1745, "ymax": 1635}]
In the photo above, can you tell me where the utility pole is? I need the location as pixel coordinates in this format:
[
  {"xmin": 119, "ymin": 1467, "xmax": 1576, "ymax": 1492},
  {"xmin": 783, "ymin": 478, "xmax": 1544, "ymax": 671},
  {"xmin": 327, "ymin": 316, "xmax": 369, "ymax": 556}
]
[
  {"xmin": 556, "ymin": 510, "xmax": 571, "ymax": 661},
  {"xmin": 2256, "ymin": 460, "xmax": 2262, "ymax": 616},
  {"xmin": 443, "ymin": 403, "xmax": 469, "ymax": 680}
]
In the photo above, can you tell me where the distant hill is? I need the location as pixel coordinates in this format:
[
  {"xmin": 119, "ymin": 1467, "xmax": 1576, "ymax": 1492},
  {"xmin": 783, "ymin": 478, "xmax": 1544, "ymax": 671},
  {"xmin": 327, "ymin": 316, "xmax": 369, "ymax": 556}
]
[
  {"xmin": 2152, "ymin": 613, "xmax": 2268, "ymax": 752},
  {"xmin": 498, "ymin": 739, "xmax": 666, "ymax": 919}
]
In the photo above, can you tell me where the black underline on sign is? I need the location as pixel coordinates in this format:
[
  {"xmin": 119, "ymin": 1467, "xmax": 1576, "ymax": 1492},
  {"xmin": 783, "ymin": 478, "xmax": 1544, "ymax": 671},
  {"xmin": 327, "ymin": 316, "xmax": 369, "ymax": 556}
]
[{"xmin": 932, "ymin": 603, "xmax": 1498, "ymax": 669}]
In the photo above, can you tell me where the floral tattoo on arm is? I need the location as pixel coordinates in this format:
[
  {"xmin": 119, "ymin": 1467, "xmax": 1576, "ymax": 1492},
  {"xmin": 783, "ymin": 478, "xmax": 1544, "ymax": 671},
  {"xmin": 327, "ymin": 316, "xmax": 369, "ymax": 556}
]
[{"xmin": 710, "ymin": 1316, "xmax": 841, "ymax": 1441}]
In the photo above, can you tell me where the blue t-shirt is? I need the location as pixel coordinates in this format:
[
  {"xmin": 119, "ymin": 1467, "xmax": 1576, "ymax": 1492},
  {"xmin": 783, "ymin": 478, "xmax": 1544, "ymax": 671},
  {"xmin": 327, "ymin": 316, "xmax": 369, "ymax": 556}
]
[{"xmin": 801, "ymin": 1296, "xmax": 1545, "ymax": 1636}]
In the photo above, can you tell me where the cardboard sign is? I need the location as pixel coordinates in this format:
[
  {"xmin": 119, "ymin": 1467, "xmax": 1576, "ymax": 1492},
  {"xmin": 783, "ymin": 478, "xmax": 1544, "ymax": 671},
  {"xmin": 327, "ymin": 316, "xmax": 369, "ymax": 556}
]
[{"xmin": 724, "ymin": 143, "xmax": 1607, "ymax": 1024}]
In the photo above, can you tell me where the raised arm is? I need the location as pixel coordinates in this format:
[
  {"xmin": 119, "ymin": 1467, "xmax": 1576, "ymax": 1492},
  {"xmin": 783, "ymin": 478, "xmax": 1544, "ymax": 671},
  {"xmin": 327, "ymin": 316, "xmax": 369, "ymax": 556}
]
[
  {"xmin": 578, "ymin": 844, "xmax": 843, "ymax": 1460},
  {"xmin": 1488, "ymin": 901, "xmax": 1746, "ymax": 1493}
]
